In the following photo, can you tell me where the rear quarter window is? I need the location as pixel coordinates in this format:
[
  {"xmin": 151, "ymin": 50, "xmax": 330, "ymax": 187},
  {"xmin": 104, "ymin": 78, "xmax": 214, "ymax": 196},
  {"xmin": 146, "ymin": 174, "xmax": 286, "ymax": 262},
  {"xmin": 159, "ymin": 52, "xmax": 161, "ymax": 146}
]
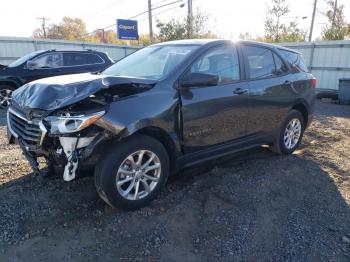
[{"xmin": 279, "ymin": 49, "xmax": 308, "ymax": 73}]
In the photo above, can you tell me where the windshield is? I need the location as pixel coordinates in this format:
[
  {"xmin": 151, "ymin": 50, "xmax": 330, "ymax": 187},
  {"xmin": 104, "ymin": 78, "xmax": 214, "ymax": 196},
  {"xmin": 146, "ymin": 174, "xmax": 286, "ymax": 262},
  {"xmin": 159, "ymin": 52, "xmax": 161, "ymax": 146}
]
[
  {"xmin": 8, "ymin": 50, "xmax": 44, "ymax": 68},
  {"xmin": 102, "ymin": 45, "xmax": 200, "ymax": 80}
]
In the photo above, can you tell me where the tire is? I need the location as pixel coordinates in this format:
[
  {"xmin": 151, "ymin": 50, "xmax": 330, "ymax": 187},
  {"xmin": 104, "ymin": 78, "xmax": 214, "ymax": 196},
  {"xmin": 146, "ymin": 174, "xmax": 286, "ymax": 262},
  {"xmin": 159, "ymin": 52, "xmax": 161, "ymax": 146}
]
[
  {"xmin": 271, "ymin": 110, "xmax": 305, "ymax": 155},
  {"xmin": 45, "ymin": 161, "xmax": 64, "ymax": 178},
  {"xmin": 0, "ymin": 85, "xmax": 15, "ymax": 108},
  {"xmin": 94, "ymin": 134, "xmax": 170, "ymax": 210}
]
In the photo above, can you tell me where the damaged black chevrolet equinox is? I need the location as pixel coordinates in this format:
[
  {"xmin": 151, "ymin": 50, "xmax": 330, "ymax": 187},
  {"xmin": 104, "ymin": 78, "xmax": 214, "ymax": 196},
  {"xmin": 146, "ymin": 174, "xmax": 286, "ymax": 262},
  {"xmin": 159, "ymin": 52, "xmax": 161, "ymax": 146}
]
[{"xmin": 7, "ymin": 40, "xmax": 316, "ymax": 210}]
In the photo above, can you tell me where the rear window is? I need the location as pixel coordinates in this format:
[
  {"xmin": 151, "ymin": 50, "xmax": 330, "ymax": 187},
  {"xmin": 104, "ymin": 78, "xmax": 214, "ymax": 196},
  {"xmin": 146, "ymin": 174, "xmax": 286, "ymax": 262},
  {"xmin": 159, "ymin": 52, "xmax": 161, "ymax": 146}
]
[{"xmin": 279, "ymin": 49, "xmax": 308, "ymax": 72}]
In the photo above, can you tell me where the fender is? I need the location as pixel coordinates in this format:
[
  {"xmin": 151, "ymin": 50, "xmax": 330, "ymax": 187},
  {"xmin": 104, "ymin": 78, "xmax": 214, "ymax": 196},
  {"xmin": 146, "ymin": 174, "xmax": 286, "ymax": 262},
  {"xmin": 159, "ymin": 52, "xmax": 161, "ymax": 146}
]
[
  {"xmin": 95, "ymin": 89, "xmax": 183, "ymax": 153},
  {"xmin": 0, "ymin": 78, "xmax": 21, "ymax": 88}
]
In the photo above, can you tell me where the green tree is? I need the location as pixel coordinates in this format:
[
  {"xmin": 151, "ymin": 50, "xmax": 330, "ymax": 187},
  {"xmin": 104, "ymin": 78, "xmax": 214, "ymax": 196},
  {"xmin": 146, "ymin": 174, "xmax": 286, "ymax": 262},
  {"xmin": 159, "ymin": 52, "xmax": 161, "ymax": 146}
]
[
  {"xmin": 156, "ymin": 19, "xmax": 186, "ymax": 42},
  {"xmin": 321, "ymin": 1, "xmax": 350, "ymax": 40},
  {"xmin": 156, "ymin": 10, "xmax": 216, "ymax": 42},
  {"xmin": 280, "ymin": 21, "xmax": 306, "ymax": 42}
]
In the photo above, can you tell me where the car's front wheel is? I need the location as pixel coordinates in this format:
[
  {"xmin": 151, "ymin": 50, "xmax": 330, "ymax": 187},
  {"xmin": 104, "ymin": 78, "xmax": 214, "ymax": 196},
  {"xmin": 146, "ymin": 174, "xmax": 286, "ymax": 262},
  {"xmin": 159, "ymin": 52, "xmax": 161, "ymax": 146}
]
[
  {"xmin": 271, "ymin": 110, "xmax": 305, "ymax": 155},
  {"xmin": 94, "ymin": 135, "xmax": 170, "ymax": 210},
  {"xmin": 0, "ymin": 85, "xmax": 15, "ymax": 108}
]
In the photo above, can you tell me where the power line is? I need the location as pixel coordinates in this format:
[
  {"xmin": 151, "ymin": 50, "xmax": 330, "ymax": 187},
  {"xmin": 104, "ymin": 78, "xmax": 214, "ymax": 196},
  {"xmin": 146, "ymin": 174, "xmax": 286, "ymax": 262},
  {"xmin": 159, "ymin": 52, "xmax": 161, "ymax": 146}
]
[
  {"xmin": 153, "ymin": 0, "xmax": 170, "ymax": 6},
  {"xmin": 80, "ymin": 0, "xmax": 185, "ymax": 37},
  {"xmin": 128, "ymin": 0, "xmax": 184, "ymax": 20},
  {"xmin": 139, "ymin": 3, "xmax": 185, "ymax": 21},
  {"xmin": 87, "ymin": 0, "xmax": 124, "ymax": 18}
]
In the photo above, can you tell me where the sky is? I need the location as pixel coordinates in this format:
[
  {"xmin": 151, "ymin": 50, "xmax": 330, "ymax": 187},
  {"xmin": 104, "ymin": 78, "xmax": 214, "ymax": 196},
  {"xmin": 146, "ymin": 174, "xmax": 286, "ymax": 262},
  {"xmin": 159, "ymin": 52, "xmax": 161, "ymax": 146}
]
[{"xmin": 0, "ymin": 0, "xmax": 349, "ymax": 40}]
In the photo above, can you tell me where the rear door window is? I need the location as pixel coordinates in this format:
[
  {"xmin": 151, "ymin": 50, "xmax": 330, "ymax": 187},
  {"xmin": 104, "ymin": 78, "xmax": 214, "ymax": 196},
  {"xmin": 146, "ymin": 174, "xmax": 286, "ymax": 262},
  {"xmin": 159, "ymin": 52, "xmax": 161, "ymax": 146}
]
[
  {"xmin": 63, "ymin": 53, "xmax": 103, "ymax": 67},
  {"xmin": 244, "ymin": 46, "xmax": 291, "ymax": 79},
  {"xmin": 279, "ymin": 49, "xmax": 308, "ymax": 72},
  {"xmin": 244, "ymin": 46, "xmax": 277, "ymax": 79}
]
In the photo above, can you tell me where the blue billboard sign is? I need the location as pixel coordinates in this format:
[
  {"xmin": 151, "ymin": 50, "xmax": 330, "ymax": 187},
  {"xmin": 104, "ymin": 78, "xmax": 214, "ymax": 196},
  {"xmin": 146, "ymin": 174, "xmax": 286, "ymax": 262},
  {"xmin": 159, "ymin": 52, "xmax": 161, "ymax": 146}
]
[{"xmin": 117, "ymin": 19, "xmax": 139, "ymax": 40}]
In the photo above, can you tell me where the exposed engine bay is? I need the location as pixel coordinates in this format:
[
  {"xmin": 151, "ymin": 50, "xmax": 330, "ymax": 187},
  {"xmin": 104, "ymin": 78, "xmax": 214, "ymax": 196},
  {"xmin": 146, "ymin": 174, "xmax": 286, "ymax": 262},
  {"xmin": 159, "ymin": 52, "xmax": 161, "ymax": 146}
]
[{"xmin": 7, "ymin": 73, "xmax": 157, "ymax": 181}]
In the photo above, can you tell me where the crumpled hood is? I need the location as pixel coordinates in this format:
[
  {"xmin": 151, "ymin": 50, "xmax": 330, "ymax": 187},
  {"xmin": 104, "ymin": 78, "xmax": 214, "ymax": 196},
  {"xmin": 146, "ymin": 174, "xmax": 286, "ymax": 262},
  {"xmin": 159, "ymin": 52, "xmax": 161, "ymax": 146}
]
[{"xmin": 12, "ymin": 73, "xmax": 157, "ymax": 111}]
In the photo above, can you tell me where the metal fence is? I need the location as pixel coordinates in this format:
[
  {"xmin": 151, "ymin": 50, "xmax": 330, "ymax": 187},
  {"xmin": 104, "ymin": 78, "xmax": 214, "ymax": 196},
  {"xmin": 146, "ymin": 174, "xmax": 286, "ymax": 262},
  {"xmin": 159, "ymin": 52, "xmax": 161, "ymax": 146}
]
[
  {"xmin": 1, "ymin": 37, "xmax": 350, "ymax": 90},
  {"xmin": 281, "ymin": 40, "xmax": 350, "ymax": 90},
  {"xmin": 0, "ymin": 37, "xmax": 140, "ymax": 65}
]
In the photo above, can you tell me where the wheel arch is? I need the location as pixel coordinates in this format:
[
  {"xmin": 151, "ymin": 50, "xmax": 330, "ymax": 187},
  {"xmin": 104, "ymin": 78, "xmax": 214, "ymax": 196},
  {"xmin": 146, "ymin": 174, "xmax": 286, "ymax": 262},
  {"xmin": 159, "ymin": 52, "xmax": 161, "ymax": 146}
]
[
  {"xmin": 132, "ymin": 126, "xmax": 178, "ymax": 172},
  {"xmin": 0, "ymin": 80, "xmax": 19, "ymax": 89},
  {"xmin": 291, "ymin": 102, "xmax": 309, "ymax": 126}
]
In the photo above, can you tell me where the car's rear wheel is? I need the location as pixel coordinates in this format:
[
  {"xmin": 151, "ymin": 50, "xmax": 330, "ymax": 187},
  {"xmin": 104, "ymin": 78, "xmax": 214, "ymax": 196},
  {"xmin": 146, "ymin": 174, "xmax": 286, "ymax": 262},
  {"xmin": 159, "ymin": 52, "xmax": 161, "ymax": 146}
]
[
  {"xmin": 271, "ymin": 110, "xmax": 305, "ymax": 155},
  {"xmin": 94, "ymin": 135, "xmax": 170, "ymax": 210},
  {"xmin": 0, "ymin": 85, "xmax": 15, "ymax": 108}
]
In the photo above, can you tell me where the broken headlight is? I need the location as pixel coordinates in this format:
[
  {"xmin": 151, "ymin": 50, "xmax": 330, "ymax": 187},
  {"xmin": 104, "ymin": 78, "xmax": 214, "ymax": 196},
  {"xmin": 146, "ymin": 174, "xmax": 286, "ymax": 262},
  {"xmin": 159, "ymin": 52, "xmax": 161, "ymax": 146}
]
[{"xmin": 45, "ymin": 111, "xmax": 105, "ymax": 134}]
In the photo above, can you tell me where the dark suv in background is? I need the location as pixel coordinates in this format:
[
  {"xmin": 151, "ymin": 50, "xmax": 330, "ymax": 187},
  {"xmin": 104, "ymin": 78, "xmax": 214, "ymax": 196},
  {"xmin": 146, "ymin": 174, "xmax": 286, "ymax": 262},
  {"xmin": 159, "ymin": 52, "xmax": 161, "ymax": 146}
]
[
  {"xmin": 0, "ymin": 49, "xmax": 114, "ymax": 107},
  {"xmin": 7, "ymin": 40, "xmax": 316, "ymax": 210}
]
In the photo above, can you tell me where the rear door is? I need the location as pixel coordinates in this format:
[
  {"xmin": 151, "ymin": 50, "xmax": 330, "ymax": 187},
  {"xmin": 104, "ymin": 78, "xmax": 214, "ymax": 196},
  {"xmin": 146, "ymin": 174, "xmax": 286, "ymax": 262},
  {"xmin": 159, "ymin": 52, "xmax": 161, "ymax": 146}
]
[
  {"xmin": 62, "ymin": 52, "xmax": 105, "ymax": 73},
  {"xmin": 181, "ymin": 44, "xmax": 251, "ymax": 153},
  {"xmin": 242, "ymin": 44, "xmax": 295, "ymax": 135}
]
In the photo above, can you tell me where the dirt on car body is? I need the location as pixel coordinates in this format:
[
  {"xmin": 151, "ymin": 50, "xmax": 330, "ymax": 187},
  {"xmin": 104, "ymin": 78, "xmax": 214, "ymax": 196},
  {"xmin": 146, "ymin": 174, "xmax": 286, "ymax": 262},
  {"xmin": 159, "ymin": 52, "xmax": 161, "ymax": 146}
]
[{"xmin": 0, "ymin": 101, "xmax": 349, "ymax": 261}]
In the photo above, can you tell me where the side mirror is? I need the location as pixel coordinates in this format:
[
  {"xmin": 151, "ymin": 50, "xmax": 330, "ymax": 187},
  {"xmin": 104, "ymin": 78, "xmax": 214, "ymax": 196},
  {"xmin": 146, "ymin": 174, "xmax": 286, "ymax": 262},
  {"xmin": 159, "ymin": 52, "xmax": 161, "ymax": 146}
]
[
  {"xmin": 181, "ymin": 73, "xmax": 219, "ymax": 88},
  {"xmin": 26, "ymin": 60, "xmax": 38, "ymax": 70}
]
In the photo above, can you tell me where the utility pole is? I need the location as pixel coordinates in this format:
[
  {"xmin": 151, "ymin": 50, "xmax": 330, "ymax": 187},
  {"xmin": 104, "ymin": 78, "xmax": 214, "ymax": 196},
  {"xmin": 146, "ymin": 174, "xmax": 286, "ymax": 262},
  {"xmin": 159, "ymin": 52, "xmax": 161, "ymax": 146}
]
[
  {"xmin": 331, "ymin": 0, "xmax": 338, "ymax": 28},
  {"xmin": 308, "ymin": 0, "xmax": 317, "ymax": 42},
  {"xmin": 187, "ymin": 0, "xmax": 193, "ymax": 38},
  {"xmin": 148, "ymin": 0, "xmax": 153, "ymax": 43},
  {"xmin": 37, "ymin": 17, "xmax": 50, "ymax": 38},
  {"xmin": 98, "ymin": 29, "xmax": 106, "ymax": 43}
]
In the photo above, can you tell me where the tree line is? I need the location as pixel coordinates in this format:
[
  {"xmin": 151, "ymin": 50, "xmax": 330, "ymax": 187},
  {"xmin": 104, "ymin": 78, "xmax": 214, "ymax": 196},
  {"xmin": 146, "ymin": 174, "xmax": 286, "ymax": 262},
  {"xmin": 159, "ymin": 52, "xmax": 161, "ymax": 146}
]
[{"xmin": 32, "ymin": 0, "xmax": 350, "ymax": 45}]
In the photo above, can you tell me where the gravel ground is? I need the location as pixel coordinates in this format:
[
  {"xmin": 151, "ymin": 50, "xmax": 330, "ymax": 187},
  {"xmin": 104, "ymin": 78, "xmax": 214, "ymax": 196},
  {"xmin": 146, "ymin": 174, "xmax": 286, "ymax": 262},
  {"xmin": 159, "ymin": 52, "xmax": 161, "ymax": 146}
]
[{"xmin": 0, "ymin": 100, "xmax": 349, "ymax": 261}]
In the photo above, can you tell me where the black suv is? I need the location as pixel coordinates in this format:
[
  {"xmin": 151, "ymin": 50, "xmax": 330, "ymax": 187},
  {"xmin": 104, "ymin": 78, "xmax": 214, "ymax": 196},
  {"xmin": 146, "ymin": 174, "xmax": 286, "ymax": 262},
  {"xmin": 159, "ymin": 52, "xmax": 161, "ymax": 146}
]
[
  {"xmin": 0, "ymin": 49, "xmax": 114, "ymax": 107},
  {"xmin": 7, "ymin": 40, "xmax": 316, "ymax": 210}
]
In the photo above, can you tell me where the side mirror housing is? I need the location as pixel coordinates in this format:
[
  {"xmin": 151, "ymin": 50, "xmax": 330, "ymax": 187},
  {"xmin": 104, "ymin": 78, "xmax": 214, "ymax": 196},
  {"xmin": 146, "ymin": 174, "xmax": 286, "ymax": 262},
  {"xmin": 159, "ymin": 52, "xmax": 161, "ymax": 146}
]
[{"xmin": 181, "ymin": 73, "xmax": 219, "ymax": 88}]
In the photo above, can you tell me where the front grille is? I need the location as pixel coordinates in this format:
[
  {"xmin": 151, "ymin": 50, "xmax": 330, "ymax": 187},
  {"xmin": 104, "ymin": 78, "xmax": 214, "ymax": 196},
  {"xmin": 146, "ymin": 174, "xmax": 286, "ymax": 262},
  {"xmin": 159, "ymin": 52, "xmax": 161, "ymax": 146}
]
[{"xmin": 8, "ymin": 108, "xmax": 42, "ymax": 147}]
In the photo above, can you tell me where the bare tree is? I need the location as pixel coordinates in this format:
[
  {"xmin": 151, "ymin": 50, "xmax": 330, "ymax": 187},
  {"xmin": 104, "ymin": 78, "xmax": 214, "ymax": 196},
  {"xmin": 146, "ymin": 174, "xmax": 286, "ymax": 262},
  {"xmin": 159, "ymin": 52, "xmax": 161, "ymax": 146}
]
[{"xmin": 264, "ymin": 0, "xmax": 289, "ymax": 42}]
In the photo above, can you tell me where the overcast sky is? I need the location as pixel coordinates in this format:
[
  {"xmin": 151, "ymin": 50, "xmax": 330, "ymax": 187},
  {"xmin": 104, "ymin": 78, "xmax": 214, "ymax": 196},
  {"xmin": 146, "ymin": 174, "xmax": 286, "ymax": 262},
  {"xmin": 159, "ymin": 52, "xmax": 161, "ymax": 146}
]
[{"xmin": 0, "ymin": 0, "xmax": 349, "ymax": 40}]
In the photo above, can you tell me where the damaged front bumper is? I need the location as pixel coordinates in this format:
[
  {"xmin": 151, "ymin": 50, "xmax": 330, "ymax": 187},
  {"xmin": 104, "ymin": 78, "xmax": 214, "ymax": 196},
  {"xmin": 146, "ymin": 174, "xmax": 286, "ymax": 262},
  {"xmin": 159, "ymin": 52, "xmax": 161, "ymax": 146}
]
[{"xmin": 7, "ymin": 107, "xmax": 111, "ymax": 181}]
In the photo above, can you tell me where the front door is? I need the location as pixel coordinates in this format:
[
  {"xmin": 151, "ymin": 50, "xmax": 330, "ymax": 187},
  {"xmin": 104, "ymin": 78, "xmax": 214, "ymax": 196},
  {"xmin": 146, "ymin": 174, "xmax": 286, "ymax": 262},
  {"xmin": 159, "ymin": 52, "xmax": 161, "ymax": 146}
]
[
  {"xmin": 22, "ymin": 52, "xmax": 65, "ymax": 83},
  {"xmin": 181, "ymin": 44, "xmax": 250, "ymax": 153}
]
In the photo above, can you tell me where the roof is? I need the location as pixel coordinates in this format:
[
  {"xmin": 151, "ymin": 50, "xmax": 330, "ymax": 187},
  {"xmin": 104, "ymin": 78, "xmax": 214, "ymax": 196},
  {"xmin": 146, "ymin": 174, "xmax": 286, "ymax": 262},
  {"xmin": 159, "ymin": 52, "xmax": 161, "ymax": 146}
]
[
  {"xmin": 38, "ymin": 49, "xmax": 107, "ymax": 54},
  {"xmin": 153, "ymin": 39, "xmax": 301, "ymax": 54},
  {"xmin": 154, "ymin": 39, "xmax": 227, "ymax": 46}
]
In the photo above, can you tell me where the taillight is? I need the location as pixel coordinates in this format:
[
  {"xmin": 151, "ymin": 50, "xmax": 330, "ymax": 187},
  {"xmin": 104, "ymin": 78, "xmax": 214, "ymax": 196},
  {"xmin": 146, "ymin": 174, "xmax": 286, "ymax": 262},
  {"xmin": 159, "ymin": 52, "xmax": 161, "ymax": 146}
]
[{"xmin": 310, "ymin": 78, "xmax": 317, "ymax": 88}]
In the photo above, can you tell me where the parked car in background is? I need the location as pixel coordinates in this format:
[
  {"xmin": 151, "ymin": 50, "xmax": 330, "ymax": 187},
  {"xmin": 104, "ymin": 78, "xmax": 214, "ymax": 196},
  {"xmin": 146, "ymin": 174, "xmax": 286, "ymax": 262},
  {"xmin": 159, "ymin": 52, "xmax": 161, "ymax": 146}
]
[
  {"xmin": 7, "ymin": 39, "xmax": 316, "ymax": 210},
  {"xmin": 0, "ymin": 49, "xmax": 114, "ymax": 107}
]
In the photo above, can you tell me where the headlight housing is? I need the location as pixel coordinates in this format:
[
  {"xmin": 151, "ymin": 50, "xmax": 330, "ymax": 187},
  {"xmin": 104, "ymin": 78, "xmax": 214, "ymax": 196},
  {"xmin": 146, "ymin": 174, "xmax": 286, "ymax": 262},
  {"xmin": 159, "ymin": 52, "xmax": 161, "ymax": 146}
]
[{"xmin": 45, "ymin": 111, "xmax": 105, "ymax": 134}]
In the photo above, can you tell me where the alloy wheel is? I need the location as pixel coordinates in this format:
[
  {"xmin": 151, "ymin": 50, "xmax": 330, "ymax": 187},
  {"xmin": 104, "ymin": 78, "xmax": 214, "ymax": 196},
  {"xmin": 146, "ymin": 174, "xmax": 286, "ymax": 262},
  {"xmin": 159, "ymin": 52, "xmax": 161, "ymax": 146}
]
[
  {"xmin": 0, "ymin": 89, "xmax": 12, "ymax": 108},
  {"xmin": 116, "ymin": 150, "xmax": 161, "ymax": 200},
  {"xmin": 283, "ymin": 118, "xmax": 302, "ymax": 150}
]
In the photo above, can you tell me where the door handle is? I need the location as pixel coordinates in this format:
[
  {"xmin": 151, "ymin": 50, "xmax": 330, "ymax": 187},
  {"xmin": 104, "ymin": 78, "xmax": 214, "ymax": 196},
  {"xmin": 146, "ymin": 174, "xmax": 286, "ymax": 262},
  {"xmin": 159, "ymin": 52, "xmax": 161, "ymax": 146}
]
[{"xmin": 233, "ymin": 88, "xmax": 248, "ymax": 95}]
